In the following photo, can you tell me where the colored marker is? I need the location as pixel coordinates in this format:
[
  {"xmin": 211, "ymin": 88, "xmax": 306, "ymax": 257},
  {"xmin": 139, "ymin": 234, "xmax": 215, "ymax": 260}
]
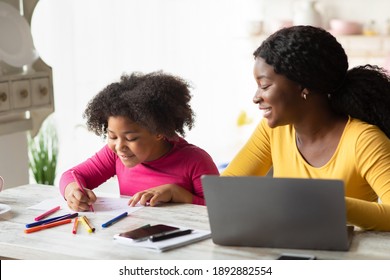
[
  {"xmin": 79, "ymin": 216, "xmax": 91, "ymax": 233},
  {"xmin": 102, "ymin": 212, "xmax": 128, "ymax": 228},
  {"xmin": 80, "ymin": 216, "xmax": 95, "ymax": 233},
  {"xmin": 26, "ymin": 213, "xmax": 78, "ymax": 228},
  {"xmin": 24, "ymin": 219, "xmax": 72, "ymax": 234},
  {"xmin": 34, "ymin": 206, "xmax": 61, "ymax": 221},
  {"xmin": 71, "ymin": 170, "xmax": 95, "ymax": 212},
  {"xmin": 72, "ymin": 217, "xmax": 79, "ymax": 234},
  {"xmin": 83, "ymin": 216, "xmax": 95, "ymax": 232}
]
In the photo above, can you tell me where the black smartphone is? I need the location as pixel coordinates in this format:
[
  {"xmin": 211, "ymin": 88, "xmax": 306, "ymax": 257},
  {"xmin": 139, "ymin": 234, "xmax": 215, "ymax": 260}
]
[
  {"xmin": 277, "ymin": 253, "xmax": 316, "ymax": 260},
  {"xmin": 119, "ymin": 224, "xmax": 179, "ymax": 242}
]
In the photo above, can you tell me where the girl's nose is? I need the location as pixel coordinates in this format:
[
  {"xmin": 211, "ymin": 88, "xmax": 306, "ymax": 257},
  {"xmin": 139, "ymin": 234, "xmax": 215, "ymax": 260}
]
[{"xmin": 116, "ymin": 138, "xmax": 126, "ymax": 151}]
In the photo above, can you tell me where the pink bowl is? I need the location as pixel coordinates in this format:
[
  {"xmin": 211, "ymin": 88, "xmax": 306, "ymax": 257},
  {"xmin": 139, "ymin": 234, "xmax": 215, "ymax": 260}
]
[{"xmin": 329, "ymin": 19, "xmax": 362, "ymax": 35}]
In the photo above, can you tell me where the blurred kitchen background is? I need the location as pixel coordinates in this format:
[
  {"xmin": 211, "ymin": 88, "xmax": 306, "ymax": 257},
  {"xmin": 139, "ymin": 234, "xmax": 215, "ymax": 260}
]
[{"xmin": 1, "ymin": 0, "xmax": 390, "ymax": 191}]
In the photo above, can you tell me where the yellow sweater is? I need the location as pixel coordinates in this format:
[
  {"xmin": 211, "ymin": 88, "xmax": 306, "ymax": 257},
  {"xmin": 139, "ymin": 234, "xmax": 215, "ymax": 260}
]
[{"xmin": 222, "ymin": 117, "xmax": 390, "ymax": 231}]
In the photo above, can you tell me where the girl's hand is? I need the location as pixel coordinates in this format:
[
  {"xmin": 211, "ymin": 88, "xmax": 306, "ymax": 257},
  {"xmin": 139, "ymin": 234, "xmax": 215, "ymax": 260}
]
[
  {"xmin": 64, "ymin": 182, "xmax": 97, "ymax": 211},
  {"xmin": 128, "ymin": 184, "xmax": 193, "ymax": 207}
]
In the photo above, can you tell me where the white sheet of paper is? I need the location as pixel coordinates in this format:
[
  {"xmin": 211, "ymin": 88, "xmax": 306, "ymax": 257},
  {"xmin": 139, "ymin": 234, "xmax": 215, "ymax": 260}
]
[{"xmin": 28, "ymin": 196, "xmax": 143, "ymax": 215}]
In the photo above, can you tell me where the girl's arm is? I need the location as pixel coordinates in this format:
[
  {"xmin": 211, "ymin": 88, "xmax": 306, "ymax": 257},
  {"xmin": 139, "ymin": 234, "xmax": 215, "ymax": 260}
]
[{"xmin": 59, "ymin": 145, "xmax": 117, "ymax": 197}]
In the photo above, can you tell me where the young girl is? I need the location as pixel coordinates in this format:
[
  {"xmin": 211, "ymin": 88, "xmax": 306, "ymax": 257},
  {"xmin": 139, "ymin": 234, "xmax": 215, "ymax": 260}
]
[{"xmin": 60, "ymin": 71, "xmax": 219, "ymax": 211}]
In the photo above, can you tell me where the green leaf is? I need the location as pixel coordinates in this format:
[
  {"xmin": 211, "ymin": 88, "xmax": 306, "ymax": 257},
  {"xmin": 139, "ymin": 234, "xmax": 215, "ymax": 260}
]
[{"xmin": 27, "ymin": 114, "xmax": 58, "ymax": 185}]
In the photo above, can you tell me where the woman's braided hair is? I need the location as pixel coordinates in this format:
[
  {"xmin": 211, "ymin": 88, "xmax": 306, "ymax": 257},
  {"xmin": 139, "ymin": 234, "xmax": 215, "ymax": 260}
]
[{"xmin": 254, "ymin": 25, "xmax": 390, "ymax": 137}]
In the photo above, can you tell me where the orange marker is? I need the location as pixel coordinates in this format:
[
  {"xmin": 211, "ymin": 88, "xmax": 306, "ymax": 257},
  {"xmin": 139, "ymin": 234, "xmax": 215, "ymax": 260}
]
[
  {"xmin": 24, "ymin": 219, "xmax": 72, "ymax": 234},
  {"xmin": 72, "ymin": 217, "xmax": 79, "ymax": 234}
]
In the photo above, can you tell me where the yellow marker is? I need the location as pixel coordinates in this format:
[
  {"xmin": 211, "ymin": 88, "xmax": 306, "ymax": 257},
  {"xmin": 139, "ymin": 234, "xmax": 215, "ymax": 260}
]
[
  {"xmin": 83, "ymin": 215, "xmax": 96, "ymax": 232},
  {"xmin": 80, "ymin": 216, "xmax": 93, "ymax": 233}
]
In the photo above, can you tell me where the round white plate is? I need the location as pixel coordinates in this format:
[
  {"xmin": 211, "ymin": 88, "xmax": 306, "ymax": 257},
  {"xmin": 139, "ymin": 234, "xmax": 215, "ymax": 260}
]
[
  {"xmin": 0, "ymin": 2, "xmax": 38, "ymax": 67},
  {"xmin": 0, "ymin": 203, "xmax": 11, "ymax": 215}
]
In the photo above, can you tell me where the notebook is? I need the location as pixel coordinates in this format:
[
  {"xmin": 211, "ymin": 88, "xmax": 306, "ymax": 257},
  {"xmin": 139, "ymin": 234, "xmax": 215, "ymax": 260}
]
[
  {"xmin": 113, "ymin": 225, "xmax": 211, "ymax": 252},
  {"xmin": 201, "ymin": 175, "xmax": 353, "ymax": 251}
]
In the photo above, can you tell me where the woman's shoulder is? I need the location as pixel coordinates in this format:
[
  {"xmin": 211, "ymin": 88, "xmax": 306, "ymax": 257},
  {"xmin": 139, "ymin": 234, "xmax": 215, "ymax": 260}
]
[
  {"xmin": 347, "ymin": 117, "xmax": 386, "ymax": 135},
  {"xmin": 344, "ymin": 117, "xmax": 389, "ymax": 147}
]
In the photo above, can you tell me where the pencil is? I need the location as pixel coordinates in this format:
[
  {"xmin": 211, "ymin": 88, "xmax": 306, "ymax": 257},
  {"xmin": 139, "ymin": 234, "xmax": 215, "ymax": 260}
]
[
  {"xmin": 149, "ymin": 229, "xmax": 193, "ymax": 242},
  {"xmin": 71, "ymin": 170, "xmax": 95, "ymax": 212},
  {"xmin": 34, "ymin": 206, "xmax": 61, "ymax": 221},
  {"xmin": 24, "ymin": 219, "xmax": 72, "ymax": 234}
]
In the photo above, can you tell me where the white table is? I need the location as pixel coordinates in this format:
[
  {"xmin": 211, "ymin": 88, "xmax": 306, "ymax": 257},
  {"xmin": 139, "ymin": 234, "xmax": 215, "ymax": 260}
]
[{"xmin": 1, "ymin": 184, "xmax": 390, "ymax": 260}]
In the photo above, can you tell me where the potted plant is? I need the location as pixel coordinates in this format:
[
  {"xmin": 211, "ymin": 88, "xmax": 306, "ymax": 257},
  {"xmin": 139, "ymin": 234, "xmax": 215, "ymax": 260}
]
[{"xmin": 27, "ymin": 114, "xmax": 58, "ymax": 185}]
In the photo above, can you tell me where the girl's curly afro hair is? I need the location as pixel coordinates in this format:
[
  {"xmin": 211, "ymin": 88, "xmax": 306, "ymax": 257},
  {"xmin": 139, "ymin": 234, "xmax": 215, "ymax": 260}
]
[{"xmin": 83, "ymin": 71, "xmax": 195, "ymax": 139}]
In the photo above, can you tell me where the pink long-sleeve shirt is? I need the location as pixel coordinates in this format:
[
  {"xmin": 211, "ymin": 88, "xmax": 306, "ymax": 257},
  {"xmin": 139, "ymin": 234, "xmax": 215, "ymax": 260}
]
[{"xmin": 59, "ymin": 137, "xmax": 219, "ymax": 205}]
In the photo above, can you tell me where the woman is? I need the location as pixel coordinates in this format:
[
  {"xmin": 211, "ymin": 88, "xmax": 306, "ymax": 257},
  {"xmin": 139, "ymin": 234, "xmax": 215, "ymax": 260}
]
[{"xmin": 223, "ymin": 25, "xmax": 390, "ymax": 231}]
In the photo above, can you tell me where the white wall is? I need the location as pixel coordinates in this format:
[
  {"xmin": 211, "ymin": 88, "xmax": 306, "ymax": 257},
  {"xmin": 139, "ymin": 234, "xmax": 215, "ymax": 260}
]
[
  {"xmin": 0, "ymin": 132, "xmax": 29, "ymax": 189},
  {"xmin": 29, "ymin": 0, "xmax": 390, "ymax": 187},
  {"xmin": 250, "ymin": 0, "xmax": 390, "ymax": 35}
]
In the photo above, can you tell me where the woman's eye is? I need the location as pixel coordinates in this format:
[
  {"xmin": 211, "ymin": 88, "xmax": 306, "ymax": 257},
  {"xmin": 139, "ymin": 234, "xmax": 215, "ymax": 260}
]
[{"xmin": 260, "ymin": 85, "xmax": 270, "ymax": 90}]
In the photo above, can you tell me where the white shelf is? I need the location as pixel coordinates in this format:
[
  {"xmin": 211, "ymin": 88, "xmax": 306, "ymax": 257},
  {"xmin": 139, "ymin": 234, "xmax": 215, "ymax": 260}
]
[
  {"xmin": 0, "ymin": 118, "xmax": 32, "ymax": 136},
  {"xmin": 249, "ymin": 34, "xmax": 390, "ymax": 67}
]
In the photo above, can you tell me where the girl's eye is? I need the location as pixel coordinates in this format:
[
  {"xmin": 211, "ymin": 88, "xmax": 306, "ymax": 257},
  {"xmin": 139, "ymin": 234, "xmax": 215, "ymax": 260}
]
[{"xmin": 127, "ymin": 137, "xmax": 138, "ymax": 142}]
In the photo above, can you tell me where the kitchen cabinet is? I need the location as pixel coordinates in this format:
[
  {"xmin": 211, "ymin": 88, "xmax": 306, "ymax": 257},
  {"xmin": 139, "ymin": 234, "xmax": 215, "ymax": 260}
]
[
  {"xmin": 0, "ymin": 0, "xmax": 53, "ymax": 188},
  {"xmin": 0, "ymin": 72, "xmax": 52, "ymax": 112},
  {"xmin": 0, "ymin": 82, "xmax": 10, "ymax": 112},
  {"xmin": 0, "ymin": 0, "xmax": 54, "ymax": 137}
]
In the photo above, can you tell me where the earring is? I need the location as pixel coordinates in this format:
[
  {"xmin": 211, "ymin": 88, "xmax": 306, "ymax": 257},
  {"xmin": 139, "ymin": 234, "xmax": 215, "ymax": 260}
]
[{"xmin": 303, "ymin": 94, "xmax": 307, "ymax": 100}]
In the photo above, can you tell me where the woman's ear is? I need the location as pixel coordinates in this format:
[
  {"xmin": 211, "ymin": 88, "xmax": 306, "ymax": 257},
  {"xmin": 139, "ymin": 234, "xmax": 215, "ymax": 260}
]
[{"xmin": 301, "ymin": 87, "xmax": 310, "ymax": 100}]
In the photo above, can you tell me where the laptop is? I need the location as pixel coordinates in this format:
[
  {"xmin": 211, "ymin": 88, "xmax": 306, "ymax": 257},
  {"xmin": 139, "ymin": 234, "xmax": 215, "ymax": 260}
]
[{"xmin": 201, "ymin": 175, "xmax": 353, "ymax": 251}]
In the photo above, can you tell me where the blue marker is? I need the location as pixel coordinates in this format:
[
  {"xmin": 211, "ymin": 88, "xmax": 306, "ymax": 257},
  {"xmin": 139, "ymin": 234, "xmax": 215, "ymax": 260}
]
[
  {"xmin": 26, "ymin": 213, "xmax": 78, "ymax": 228},
  {"xmin": 102, "ymin": 212, "xmax": 128, "ymax": 228}
]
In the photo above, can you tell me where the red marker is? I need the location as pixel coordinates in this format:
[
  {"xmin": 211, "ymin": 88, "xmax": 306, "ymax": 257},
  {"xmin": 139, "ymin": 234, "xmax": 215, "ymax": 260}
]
[{"xmin": 34, "ymin": 206, "xmax": 61, "ymax": 221}]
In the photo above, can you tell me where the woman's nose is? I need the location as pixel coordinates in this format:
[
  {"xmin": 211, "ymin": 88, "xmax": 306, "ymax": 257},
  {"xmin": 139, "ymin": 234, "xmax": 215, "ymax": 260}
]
[{"xmin": 253, "ymin": 89, "xmax": 262, "ymax": 103}]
